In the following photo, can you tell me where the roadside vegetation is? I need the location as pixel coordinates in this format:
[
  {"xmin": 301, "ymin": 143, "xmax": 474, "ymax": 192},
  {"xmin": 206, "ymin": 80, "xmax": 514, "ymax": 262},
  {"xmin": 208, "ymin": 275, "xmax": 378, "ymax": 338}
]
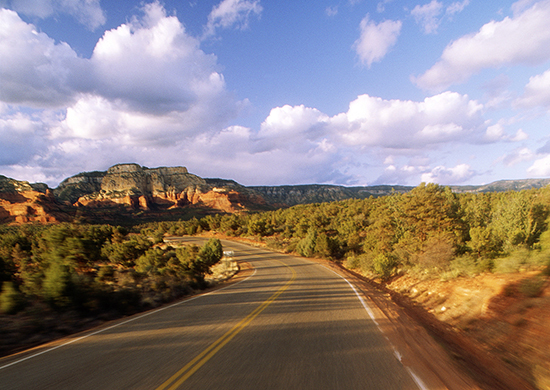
[
  {"xmin": 0, "ymin": 224, "xmax": 222, "ymax": 355},
  {"xmin": 2, "ymin": 182, "xmax": 550, "ymax": 383},
  {"xmin": 142, "ymin": 183, "xmax": 550, "ymax": 282},
  {"xmin": 3, "ymin": 183, "xmax": 550, "ymax": 317}
]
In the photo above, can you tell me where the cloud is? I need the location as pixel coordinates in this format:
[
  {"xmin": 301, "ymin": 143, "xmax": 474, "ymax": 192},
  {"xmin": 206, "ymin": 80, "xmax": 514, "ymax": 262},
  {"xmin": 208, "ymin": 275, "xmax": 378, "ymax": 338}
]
[
  {"xmin": 0, "ymin": 3, "xmax": 242, "ymax": 139},
  {"xmin": 374, "ymin": 164, "xmax": 424, "ymax": 185},
  {"xmin": 0, "ymin": 8, "xmax": 85, "ymax": 108},
  {"xmin": 527, "ymin": 155, "xmax": 550, "ymax": 176},
  {"xmin": 0, "ymin": 109, "xmax": 47, "ymax": 165},
  {"xmin": 0, "ymin": 4, "xmax": 503, "ymax": 187},
  {"xmin": 4, "ymin": 0, "xmax": 105, "ymax": 30},
  {"xmin": 410, "ymin": 0, "xmax": 469, "ymax": 34},
  {"xmin": 414, "ymin": 0, "xmax": 550, "ymax": 90},
  {"xmin": 515, "ymin": 68, "xmax": 550, "ymax": 108},
  {"xmin": 446, "ymin": 0, "xmax": 470, "ymax": 16},
  {"xmin": 510, "ymin": 129, "xmax": 528, "ymax": 142},
  {"xmin": 421, "ymin": 163, "xmax": 475, "ymax": 184},
  {"xmin": 0, "ymin": 2, "xmax": 248, "ymax": 184},
  {"xmin": 89, "ymin": 2, "xmax": 236, "ymax": 118},
  {"xmin": 0, "ymin": 90, "xmax": 491, "ymax": 187},
  {"xmin": 200, "ymin": 92, "xmax": 488, "ymax": 185},
  {"xmin": 325, "ymin": 5, "xmax": 338, "ymax": 17},
  {"xmin": 511, "ymin": 0, "xmax": 539, "ymax": 14},
  {"xmin": 203, "ymin": 0, "xmax": 262, "ymax": 38},
  {"xmin": 411, "ymin": 0, "xmax": 443, "ymax": 34},
  {"xmin": 500, "ymin": 147, "xmax": 535, "ymax": 166},
  {"xmin": 38, "ymin": 91, "xmax": 489, "ymax": 186},
  {"xmin": 336, "ymin": 91, "xmax": 484, "ymax": 148},
  {"xmin": 255, "ymin": 105, "xmax": 330, "ymax": 152},
  {"xmin": 353, "ymin": 14, "xmax": 402, "ymax": 67}
]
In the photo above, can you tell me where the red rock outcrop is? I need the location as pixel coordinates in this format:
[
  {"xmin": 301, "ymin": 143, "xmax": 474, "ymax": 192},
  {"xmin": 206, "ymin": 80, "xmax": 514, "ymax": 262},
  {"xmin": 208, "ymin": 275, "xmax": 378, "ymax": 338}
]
[
  {"xmin": 69, "ymin": 164, "xmax": 264, "ymax": 214},
  {"xmin": 0, "ymin": 185, "xmax": 67, "ymax": 224},
  {"xmin": 0, "ymin": 164, "xmax": 271, "ymax": 224}
]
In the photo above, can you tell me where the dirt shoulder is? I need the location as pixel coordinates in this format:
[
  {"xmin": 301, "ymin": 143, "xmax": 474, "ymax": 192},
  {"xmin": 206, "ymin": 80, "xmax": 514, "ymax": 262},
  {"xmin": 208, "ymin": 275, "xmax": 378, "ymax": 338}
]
[{"xmin": 384, "ymin": 271, "xmax": 550, "ymax": 390}]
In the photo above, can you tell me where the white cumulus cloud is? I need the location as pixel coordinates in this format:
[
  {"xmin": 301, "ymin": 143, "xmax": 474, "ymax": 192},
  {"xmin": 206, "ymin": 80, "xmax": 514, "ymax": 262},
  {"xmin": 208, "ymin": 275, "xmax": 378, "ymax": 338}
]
[
  {"xmin": 336, "ymin": 91, "xmax": 484, "ymax": 148},
  {"xmin": 89, "ymin": 2, "xmax": 234, "ymax": 119},
  {"xmin": 0, "ymin": 8, "xmax": 86, "ymax": 108},
  {"xmin": 353, "ymin": 14, "xmax": 402, "ymax": 68},
  {"xmin": 0, "ymin": 2, "xmax": 246, "ymax": 183},
  {"xmin": 527, "ymin": 155, "xmax": 550, "ymax": 176},
  {"xmin": 255, "ymin": 105, "xmax": 330, "ymax": 152},
  {"xmin": 414, "ymin": 0, "xmax": 550, "ymax": 90},
  {"xmin": 515, "ymin": 68, "xmax": 550, "ymax": 108}
]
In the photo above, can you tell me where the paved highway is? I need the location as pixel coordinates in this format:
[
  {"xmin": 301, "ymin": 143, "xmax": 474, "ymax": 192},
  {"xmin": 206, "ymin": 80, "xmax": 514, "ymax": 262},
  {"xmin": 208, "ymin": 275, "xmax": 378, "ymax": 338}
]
[{"xmin": 0, "ymin": 238, "xmax": 424, "ymax": 389}]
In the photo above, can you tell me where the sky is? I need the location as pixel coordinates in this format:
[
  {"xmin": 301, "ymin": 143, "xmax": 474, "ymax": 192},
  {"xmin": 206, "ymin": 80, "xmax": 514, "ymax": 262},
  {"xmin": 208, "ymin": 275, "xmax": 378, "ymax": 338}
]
[{"xmin": 1, "ymin": 0, "xmax": 550, "ymax": 188}]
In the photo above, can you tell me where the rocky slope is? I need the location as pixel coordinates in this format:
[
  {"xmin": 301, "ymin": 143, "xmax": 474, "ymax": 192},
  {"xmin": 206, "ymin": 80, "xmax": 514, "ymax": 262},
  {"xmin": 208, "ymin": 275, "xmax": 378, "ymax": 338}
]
[
  {"xmin": 0, "ymin": 164, "xmax": 270, "ymax": 224},
  {"xmin": 0, "ymin": 176, "xmax": 69, "ymax": 224}
]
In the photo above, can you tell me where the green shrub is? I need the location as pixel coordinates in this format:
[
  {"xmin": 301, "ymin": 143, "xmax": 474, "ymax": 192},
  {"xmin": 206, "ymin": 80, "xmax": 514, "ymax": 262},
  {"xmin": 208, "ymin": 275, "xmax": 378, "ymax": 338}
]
[
  {"xmin": 0, "ymin": 281, "xmax": 25, "ymax": 314},
  {"xmin": 42, "ymin": 262, "xmax": 73, "ymax": 307},
  {"xmin": 296, "ymin": 228, "xmax": 316, "ymax": 258},
  {"xmin": 344, "ymin": 255, "xmax": 361, "ymax": 270},
  {"xmin": 494, "ymin": 249, "xmax": 530, "ymax": 273},
  {"xmin": 372, "ymin": 253, "xmax": 398, "ymax": 279},
  {"xmin": 448, "ymin": 255, "xmax": 479, "ymax": 277},
  {"xmin": 96, "ymin": 265, "xmax": 115, "ymax": 282},
  {"xmin": 520, "ymin": 276, "xmax": 546, "ymax": 298}
]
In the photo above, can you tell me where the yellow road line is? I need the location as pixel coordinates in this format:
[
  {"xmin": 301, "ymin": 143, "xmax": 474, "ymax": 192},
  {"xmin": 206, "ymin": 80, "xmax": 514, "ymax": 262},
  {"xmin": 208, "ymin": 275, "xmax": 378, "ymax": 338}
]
[{"xmin": 156, "ymin": 262, "xmax": 296, "ymax": 390}]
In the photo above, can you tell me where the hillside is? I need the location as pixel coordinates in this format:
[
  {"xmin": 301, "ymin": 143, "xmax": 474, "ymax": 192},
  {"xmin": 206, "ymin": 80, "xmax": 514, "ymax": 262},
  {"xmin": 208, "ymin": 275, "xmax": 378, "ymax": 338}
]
[{"xmin": 1, "ymin": 164, "xmax": 550, "ymax": 224}]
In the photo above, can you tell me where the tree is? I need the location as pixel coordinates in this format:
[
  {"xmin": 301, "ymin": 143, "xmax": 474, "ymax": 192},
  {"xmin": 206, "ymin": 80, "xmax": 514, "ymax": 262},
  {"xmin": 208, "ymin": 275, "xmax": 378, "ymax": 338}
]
[
  {"xmin": 0, "ymin": 281, "xmax": 24, "ymax": 314},
  {"xmin": 198, "ymin": 238, "xmax": 223, "ymax": 269},
  {"xmin": 42, "ymin": 261, "xmax": 73, "ymax": 307},
  {"xmin": 135, "ymin": 248, "xmax": 170, "ymax": 275},
  {"xmin": 296, "ymin": 228, "xmax": 317, "ymax": 257},
  {"xmin": 175, "ymin": 239, "xmax": 223, "ymax": 286}
]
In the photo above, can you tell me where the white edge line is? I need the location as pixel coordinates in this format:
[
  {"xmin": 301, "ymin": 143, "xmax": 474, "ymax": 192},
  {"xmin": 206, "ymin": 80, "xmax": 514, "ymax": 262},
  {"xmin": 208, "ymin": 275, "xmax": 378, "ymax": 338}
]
[
  {"xmin": 407, "ymin": 367, "xmax": 430, "ymax": 390},
  {"xmin": 0, "ymin": 268, "xmax": 257, "ymax": 371},
  {"xmin": 321, "ymin": 265, "xmax": 429, "ymax": 390},
  {"xmin": 320, "ymin": 265, "xmax": 379, "ymax": 328}
]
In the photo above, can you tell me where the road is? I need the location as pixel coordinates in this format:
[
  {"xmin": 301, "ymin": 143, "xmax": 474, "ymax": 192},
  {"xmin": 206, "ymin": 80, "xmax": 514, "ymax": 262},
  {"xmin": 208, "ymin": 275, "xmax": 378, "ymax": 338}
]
[{"xmin": 0, "ymin": 238, "xmax": 425, "ymax": 389}]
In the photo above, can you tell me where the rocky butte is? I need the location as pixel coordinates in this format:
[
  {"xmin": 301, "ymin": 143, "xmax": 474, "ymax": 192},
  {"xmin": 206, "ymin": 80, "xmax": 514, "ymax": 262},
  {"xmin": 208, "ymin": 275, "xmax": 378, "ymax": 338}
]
[{"xmin": 0, "ymin": 164, "xmax": 268, "ymax": 224}]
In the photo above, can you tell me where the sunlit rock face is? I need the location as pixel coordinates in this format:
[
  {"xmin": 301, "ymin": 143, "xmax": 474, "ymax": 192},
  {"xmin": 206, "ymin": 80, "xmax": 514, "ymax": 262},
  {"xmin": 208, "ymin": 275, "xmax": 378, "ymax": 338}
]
[
  {"xmin": 0, "ymin": 164, "xmax": 270, "ymax": 223},
  {"xmin": 0, "ymin": 176, "xmax": 69, "ymax": 223},
  {"xmin": 60, "ymin": 164, "xmax": 256, "ymax": 213}
]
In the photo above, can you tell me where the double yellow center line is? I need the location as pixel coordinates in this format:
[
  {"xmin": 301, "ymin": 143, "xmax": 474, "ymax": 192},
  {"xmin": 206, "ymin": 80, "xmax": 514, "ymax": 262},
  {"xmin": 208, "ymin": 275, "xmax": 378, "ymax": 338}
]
[{"xmin": 156, "ymin": 262, "xmax": 296, "ymax": 390}]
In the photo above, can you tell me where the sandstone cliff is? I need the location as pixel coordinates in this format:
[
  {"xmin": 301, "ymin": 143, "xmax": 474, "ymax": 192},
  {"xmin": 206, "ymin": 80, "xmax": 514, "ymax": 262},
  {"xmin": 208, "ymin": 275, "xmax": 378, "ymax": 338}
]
[
  {"xmin": 1, "ymin": 165, "xmax": 271, "ymax": 224},
  {"xmin": 0, "ymin": 176, "xmax": 70, "ymax": 223},
  {"xmin": 56, "ymin": 164, "xmax": 266, "ymax": 214}
]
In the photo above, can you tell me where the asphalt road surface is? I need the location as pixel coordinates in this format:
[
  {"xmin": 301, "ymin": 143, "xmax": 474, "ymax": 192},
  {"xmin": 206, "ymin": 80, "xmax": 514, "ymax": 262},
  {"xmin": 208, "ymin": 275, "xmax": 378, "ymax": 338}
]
[{"xmin": 0, "ymin": 238, "xmax": 425, "ymax": 389}]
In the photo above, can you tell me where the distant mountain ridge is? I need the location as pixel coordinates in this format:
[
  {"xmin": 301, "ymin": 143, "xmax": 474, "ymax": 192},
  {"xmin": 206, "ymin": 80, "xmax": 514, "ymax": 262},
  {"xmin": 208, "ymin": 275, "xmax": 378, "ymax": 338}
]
[{"xmin": 1, "ymin": 164, "xmax": 550, "ymax": 224}]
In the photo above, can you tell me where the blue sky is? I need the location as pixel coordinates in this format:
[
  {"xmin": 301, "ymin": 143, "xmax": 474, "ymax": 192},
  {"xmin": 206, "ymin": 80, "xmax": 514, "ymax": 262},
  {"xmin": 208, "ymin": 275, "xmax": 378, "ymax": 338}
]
[{"xmin": 1, "ymin": 0, "xmax": 550, "ymax": 187}]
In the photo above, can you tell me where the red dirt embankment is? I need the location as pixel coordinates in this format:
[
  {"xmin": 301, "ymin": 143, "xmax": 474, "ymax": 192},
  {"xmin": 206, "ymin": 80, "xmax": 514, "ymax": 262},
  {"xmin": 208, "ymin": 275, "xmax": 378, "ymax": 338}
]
[{"xmin": 383, "ymin": 272, "xmax": 550, "ymax": 390}]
